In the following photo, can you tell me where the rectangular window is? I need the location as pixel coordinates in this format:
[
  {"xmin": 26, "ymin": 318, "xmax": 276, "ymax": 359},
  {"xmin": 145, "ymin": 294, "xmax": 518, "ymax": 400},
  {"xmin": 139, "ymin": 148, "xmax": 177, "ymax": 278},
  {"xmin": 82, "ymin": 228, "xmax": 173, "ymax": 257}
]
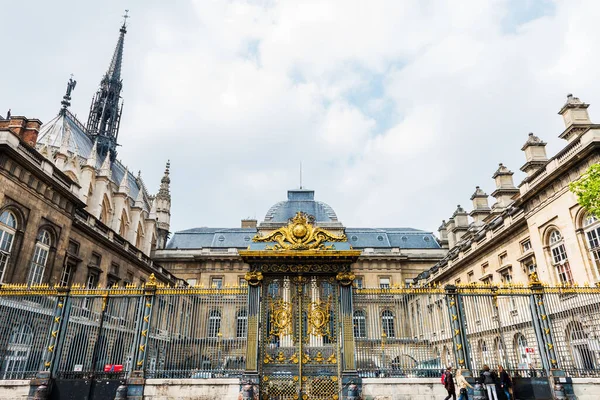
[
  {"xmin": 110, "ymin": 263, "xmax": 119, "ymax": 276},
  {"xmin": 187, "ymin": 278, "xmax": 197, "ymax": 287},
  {"xmin": 59, "ymin": 265, "xmax": 73, "ymax": 287},
  {"xmin": 521, "ymin": 239, "xmax": 532, "ymax": 253},
  {"xmin": 481, "ymin": 262, "xmax": 489, "ymax": 274},
  {"xmin": 467, "ymin": 271, "xmax": 474, "ymax": 282},
  {"xmin": 67, "ymin": 240, "xmax": 79, "ymax": 256},
  {"xmin": 354, "ymin": 277, "xmax": 363, "ymax": 289},
  {"xmin": 86, "ymin": 272, "xmax": 99, "ymax": 289},
  {"xmin": 239, "ymin": 277, "xmax": 247, "ymax": 287},
  {"xmin": 498, "ymin": 252, "xmax": 508, "ymax": 266},
  {"xmin": 379, "ymin": 277, "xmax": 390, "ymax": 289},
  {"xmin": 501, "ymin": 268, "xmax": 513, "ymax": 284},
  {"xmin": 211, "ymin": 277, "xmax": 223, "ymax": 289},
  {"xmin": 455, "ymin": 278, "xmax": 461, "ymax": 285},
  {"xmin": 90, "ymin": 253, "xmax": 101, "ymax": 267}
]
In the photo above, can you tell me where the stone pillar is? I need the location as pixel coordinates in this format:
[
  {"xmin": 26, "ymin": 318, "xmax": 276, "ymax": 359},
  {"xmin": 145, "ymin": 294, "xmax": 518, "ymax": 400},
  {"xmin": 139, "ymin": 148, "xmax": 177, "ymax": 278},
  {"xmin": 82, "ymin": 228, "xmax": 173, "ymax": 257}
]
[
  {"xmin": 29, "ymin": 287, "xmax": 70, "ymax": 400},
  {"xmin": 445, "ymin": 284, "xmax": 470, "ymax": 371},
  {"xmin": 336, "ymin": 271, "xmax": 361, "ymax": 400},
  {"xmin": 241, "ymin": 271, "xmax": 262, "ymax": 392},
  {"xmin": 127, "ymin": 274, "xmax": 157, "ymax": 400}
]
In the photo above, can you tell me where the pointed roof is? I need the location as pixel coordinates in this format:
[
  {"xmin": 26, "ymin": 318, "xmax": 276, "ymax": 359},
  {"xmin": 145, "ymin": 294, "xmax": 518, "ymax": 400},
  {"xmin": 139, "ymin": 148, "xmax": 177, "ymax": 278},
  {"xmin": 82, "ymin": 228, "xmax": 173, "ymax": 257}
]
[
  {"xmin": 106, "ymin": 19, "xmax": 127, "ymax": 84},
  {"xmin": 156, "ymin": 160, "xmax": 171, "ymax": 200}
]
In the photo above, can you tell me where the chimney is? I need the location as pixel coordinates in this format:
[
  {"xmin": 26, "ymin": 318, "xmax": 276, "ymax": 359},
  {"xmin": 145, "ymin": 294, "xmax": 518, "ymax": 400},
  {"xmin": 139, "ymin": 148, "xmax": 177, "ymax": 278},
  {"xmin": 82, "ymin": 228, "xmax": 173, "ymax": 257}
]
[
  {"xmin": 451, "ymin": 205, "xmax": 469, "ymax": 243},
  {"xmin": 0, "ymin": 115, "xmax": 42, "ymax": 146},
  {"xmin": 491, "ymin": 163, "xmax": 519, "ymax": 212},
  {"xmin": 438, "ymin": 220, "xmax": 449, "ymax": 248},
  {"xmin": 470, "ymin": 186, "xmax": 490, "ymax": 226},
  {"xmin": 558, "ymin": 94, "xmax": 591, "ymax": 142},
  {"xmin": 446, "ymin": 218, "xmax": 456, "ymax": 249},
  {"xmin": 241, "ymin": 219, "xmax": 257, "ymax": 229},
  {"xmin": 520, "ymin": 133, "xmax": 548, "ymax": 178}
]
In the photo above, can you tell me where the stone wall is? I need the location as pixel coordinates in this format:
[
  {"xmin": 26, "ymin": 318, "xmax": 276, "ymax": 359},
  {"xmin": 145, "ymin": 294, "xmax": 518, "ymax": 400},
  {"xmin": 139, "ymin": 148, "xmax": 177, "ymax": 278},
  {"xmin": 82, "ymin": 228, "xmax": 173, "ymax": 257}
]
[
  {"xmin": 0, "ymin": 380, "xmax": 30, "ymax": 399},
  {"xmin": 143, "ymin": 378, "xmax": 240, "ymax": 400},
  {"xmin": 361, "ymin": 378, "xmax": 447, "ymax": 400},
  {"xmin": 571, "ymin": 377, "xmax": 600, "ymax": 400}
]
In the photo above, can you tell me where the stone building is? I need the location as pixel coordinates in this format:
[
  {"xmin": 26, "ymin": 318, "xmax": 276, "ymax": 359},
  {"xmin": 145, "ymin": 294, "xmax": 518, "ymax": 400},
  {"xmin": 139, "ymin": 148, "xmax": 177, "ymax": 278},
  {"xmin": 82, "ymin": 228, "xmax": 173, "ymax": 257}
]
[
  {"xmin": 154, "ymin": 188, "xmax": 447, "ymax": 288},
  {"xmin": 416, "ymin": 94, "xmax": 600, "ymax": 288},
  {"xmin": 0, "ymin": 18, "xmax": 176, "ymax": 288}
]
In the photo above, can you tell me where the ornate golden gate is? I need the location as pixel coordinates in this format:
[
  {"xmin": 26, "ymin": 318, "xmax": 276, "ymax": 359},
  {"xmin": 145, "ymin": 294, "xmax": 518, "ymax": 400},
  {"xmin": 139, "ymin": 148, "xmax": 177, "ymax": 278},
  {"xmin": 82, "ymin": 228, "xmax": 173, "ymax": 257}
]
[
  {"xmin": 239, "ymin": 212, "xmax": 361, "ymax": 400},
  {"xmin": 260, "ymin": 275, "xmax": 340, "ymax": 400}
]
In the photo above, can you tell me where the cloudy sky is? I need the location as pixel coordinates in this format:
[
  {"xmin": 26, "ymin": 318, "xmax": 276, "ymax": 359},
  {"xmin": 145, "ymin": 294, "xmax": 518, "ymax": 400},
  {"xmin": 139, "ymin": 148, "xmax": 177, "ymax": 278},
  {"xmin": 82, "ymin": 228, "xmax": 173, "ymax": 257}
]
[{"xmin": 2, "ymin": 0, "xmax": 599, "ymax": 234}]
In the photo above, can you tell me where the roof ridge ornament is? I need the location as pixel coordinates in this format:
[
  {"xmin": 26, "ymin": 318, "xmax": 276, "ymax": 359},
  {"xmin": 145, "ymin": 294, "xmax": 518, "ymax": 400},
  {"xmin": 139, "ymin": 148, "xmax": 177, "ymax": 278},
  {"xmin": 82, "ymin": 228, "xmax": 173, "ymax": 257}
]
[{"xmin": 253, "ymin": 211, "xmax": 346, "ymax": 251}]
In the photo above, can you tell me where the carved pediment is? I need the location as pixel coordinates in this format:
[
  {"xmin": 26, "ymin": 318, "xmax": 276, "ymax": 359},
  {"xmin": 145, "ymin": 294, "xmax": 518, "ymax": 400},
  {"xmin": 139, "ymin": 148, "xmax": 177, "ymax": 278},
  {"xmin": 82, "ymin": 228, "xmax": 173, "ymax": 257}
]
[{"xmin": 253, "ymin": 212, "xmax": 346, "ymax": 251}]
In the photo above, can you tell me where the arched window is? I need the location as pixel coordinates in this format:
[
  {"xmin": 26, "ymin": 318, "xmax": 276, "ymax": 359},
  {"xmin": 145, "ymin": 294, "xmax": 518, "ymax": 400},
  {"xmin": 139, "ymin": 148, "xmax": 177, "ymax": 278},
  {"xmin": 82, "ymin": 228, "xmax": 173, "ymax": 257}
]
[
  {"xmin": 0, "ymin": 210, "xmax": 17, "ymax": 283},
  {"xmin": 27, "ymin": 229, "xmax": 51, "ymax": 286},
  {"xmin": 99, "ymin": 196, "xmax": 110, "ymax": 224},
  {"xmin": 567, "ymin": 321, "xmax": 596, "ymax": 370},
  {"xmin": 118, "ymin": 210, "xmax": 128, "ymax": 237},
  {"xmin": 135, "ymin": 222, "xmax": 144, "ymax": 249},
  {"xmin": 208, "ymin": 310, "xmax": 221, "ymax": 338},
  {"xmin": 514, "ymin": 333, "xmax": 529, "ymax": 366},
  {"xmin": 583, "ymin": 215, "xmax": 600, "ymax": 275},
  {"xmin": 236, "ymin": 309, "xmax": 247, "ymax": 338},
  {"xmin": 2, "ymin": 324, "xmax": 33, "ymax": 379},
  {"xmin": 548, "ymin": 230, "xmax": 573, "ymax": 285},
  {"xmin": 495, "ymin": 337, "xmax": 506, "ymax": 367},
  {"xmin": 382, "ymin": 310, "xmax": 395, "ymax": 338},
  {"xmin": 353, "ymin": 310, "xmax": 367, "ymax": 338}
]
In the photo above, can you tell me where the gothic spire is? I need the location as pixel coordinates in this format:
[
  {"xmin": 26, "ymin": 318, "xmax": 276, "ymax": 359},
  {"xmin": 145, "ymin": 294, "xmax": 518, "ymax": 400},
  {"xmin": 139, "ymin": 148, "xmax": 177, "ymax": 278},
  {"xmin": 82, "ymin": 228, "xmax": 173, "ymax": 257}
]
[
  {"xmin": 157, "ymin": 160, "xmax": 171, "ymax": 200},
  {"xmin": 86, "ymin": 11, "xmax": 129, "ymax": 163}
]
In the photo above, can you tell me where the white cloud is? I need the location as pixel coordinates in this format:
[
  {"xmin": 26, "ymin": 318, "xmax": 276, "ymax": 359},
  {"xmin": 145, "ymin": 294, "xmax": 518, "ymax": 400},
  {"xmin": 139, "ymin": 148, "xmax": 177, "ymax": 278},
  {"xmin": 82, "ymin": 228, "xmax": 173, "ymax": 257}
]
[{"xmin": 4, "ymin": 0, "xmax": 600, "ymax": 234}]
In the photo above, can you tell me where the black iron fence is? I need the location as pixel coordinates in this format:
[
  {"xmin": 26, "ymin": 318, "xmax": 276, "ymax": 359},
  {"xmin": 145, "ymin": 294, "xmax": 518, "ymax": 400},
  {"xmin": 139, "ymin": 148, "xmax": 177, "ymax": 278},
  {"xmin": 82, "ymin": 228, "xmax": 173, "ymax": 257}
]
[{"xmin": 0, "ymin": 280, "xmax": 600, "ymax": 381}]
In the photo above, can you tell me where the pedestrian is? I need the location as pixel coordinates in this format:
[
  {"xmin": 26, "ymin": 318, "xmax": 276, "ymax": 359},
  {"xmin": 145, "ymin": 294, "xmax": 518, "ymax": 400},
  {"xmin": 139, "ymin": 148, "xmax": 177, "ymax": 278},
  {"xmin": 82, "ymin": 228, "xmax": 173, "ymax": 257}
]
[
  {"xmin": 498, "ymin": 365, "xmax": 512, "ymax": 400},
  {"xmin": 480, "ymin": 365, "xmax": 498, "ymax": 400},
  {"xmin": 443, "ymin": 366, "xmax": 456, "ymax": 400},
  {"xmin": 455, "ymin": 369, "xmax": 472, "ymax": 400}
]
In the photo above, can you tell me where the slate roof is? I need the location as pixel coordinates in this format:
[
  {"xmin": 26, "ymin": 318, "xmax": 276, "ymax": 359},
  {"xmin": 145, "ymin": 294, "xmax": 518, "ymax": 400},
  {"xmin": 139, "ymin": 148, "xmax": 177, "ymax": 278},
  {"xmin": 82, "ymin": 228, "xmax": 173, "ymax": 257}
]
[
  {"xmin": 167, "ymin": 227, "xmax": 439, "ymax": 250},
  {"xmin": 263, "ymin": 189, "xmax": 339, "ymax": 223},
  {"xmin": 37, "ymin": 110, "xmax": 149, "ymax": 210}
]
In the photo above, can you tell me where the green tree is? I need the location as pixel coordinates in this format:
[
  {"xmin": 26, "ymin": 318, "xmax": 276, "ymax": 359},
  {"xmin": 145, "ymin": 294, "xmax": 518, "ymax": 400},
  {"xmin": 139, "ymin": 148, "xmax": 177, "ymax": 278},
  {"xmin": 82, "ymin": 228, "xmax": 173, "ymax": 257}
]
[{"xmin": 570, "ymin": 163, "xmax": 600, "ymax": 218}]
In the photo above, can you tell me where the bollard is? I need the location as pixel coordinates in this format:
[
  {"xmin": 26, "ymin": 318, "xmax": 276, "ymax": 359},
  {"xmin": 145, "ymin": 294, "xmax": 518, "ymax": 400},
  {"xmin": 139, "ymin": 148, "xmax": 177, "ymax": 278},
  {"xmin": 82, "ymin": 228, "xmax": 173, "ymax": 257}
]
[
  {"xmin": 553, "ymin": 384, "xmax": 566, "ymax": 400},
  {"xmin": 33, "ymin": 384, "xmax": 49, "ymax": 400},
  {"xmin": 472, "ymin": 383, "xmax": 486, "ymax": 400},
  {"xmin": 347, "ymin": 383, "xmax": 360, "ymax": 400},
  {"xmin": 114, "ymin": 383, "xmax": 128, "ymax": 399},
  {"xmin": 242, "ymin": 383, "xmax": 254, "ymax": 400}
]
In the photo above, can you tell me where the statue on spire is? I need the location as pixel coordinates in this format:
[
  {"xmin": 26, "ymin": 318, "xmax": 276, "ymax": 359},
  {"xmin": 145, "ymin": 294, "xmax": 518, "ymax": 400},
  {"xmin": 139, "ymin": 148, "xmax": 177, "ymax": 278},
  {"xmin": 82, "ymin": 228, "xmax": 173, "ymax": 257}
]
[
  {"xmin": 86, "ymin": 11, "xmax": 129, "ymax": 163},
  {"xmin": 60, "ymin": 75, "xmax": 77, "ymax": 115}
]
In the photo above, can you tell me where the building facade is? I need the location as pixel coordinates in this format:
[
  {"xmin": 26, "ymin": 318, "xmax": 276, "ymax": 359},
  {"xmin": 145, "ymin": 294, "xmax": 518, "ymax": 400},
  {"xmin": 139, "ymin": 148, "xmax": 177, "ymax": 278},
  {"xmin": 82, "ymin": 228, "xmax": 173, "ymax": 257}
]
[
  {"xmin": 0, "ymin": 18, "xmax": 176, "ymax": 288},
  {"xmin": 417, "ymin": 94, "xmax": 600, "ymax": 288},
  {"xmin": 154, "ymin": 188, "xmax": 447, "ymax": 289}
]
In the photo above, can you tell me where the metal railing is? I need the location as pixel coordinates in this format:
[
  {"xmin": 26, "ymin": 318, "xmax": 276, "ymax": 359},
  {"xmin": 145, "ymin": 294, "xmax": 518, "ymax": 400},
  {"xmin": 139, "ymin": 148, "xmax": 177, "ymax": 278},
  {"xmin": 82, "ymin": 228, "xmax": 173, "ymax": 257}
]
[{"xmin": 1, "ymin": 281, "xmax": 600, "ymax": 381}]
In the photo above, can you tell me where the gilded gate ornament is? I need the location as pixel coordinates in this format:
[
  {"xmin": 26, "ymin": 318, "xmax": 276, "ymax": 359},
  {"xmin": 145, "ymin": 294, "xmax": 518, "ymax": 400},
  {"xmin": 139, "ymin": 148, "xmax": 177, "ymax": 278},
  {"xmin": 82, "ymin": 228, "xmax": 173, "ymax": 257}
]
[
  {"xmin": 335, "ymin": 271, "xmax": 355, "ymax": 286},
  {"xmin": 269, "ymin": 299, "xmax": 293, "ymax": 337},
  {"xmin": 244, "ymin": 271, "xmax": 263, "ymax": 286},
  {"xmin": 307, "ymin": 300, "xmax": 331, "ymax": 338},
  {"xmin": 253, "ymin": 212, "xmax": 347, "ymax": 250}
]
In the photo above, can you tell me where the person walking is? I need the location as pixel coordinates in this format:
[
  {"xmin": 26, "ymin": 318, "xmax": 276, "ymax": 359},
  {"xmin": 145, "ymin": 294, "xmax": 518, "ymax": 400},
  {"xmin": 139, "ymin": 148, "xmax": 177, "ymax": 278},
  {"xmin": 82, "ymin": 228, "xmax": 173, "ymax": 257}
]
[
  {"xmin": 480, "ymin": 365, "xmax": 499, "ymax": 400},
  {"xmin": 443, "ymin": 366, "xmax": 456, "ymax": 400},
  {"xmin": 455, "ymin": 369, "xmax": 472, "ymax": 400},
  {"xmin": 498, "ymin": 365, "xmax": 512, "ymax": 400}
]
